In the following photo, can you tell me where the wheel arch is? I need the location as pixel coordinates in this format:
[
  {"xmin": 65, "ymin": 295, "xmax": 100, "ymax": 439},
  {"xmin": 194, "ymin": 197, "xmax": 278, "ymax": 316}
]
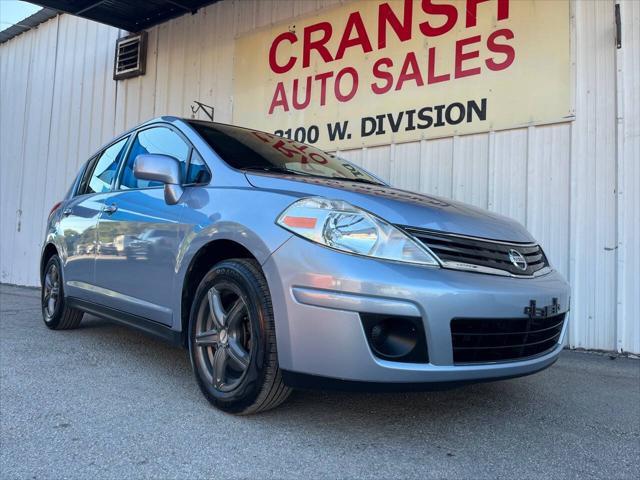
[
  {"xmin": 180, "ymin": 239, "xmax": 260, "ymax": 347},
  {"xmin": 40, "ymin": 243, "xmax": 59, "ymax": 284}
]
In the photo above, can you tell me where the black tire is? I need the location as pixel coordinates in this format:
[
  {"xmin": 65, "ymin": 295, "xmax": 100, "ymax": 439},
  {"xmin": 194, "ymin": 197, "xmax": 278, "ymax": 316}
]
[
  {"xmin": 41, "ymin": 254, "xmax": 83, "ymax": 330},
  {"xmin": 188, "ymin": 258, "xmax": 291, "ymax": 414}
]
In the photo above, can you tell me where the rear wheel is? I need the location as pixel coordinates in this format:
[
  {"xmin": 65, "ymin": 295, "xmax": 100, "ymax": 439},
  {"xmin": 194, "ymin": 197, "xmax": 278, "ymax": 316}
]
[
  {"xmin": 41, "ymin": 255, "xmax": 83, "ymax": 330},
  {"xmin": 188, "ymin": 259, "xmax": 291, "ymax": 414}
]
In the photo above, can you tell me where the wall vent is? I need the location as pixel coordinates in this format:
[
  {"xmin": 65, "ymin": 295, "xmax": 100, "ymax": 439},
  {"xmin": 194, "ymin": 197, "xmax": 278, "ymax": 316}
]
[{"xmin": 113, "ymin": 32, "xmax": 147, "ymax": 81}]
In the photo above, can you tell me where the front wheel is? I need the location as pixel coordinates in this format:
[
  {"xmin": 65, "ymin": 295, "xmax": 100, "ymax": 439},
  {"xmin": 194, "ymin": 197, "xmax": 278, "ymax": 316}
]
[{"xmin": 188, "ymin": 259, "xmax": 291, "ymax": 414}]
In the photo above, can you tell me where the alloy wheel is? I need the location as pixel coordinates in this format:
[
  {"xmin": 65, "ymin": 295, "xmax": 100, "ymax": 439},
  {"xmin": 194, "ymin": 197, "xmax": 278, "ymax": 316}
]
[
  {"xmin": 43, "ymin": 263, "xmax": 60, "ymax": 320},
  {"xmin": 194, "ymin": 284, "xmax": 252, "ymax": 392}
]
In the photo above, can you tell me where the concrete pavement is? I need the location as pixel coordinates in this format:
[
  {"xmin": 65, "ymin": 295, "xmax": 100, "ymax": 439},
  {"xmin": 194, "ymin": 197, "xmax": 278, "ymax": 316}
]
[{"xmin": 1, "ymin": 284, "xmax": 638, "ymax": 479}]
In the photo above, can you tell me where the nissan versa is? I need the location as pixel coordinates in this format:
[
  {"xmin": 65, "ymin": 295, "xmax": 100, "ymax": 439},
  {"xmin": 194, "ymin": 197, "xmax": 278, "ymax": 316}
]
[{"xmin": 40, "ymin": 116, "xmax": 570, "ymax": 414}]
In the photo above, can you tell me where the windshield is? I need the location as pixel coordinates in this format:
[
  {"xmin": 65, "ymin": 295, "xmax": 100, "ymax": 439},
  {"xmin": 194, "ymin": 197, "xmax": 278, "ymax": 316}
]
[{"xmin": 189, "ymin": 121, "xmax": 383, "ymax": 185}]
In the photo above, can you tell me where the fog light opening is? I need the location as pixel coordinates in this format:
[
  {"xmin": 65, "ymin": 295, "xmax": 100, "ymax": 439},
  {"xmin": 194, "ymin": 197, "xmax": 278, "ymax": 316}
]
[
  {"xmin": 370, "ymin": 319, "xmax": 417, "ymax": 358},
  {"xmin": 361, "ymin": 314, "xmax": 428, "ymax": 363}
]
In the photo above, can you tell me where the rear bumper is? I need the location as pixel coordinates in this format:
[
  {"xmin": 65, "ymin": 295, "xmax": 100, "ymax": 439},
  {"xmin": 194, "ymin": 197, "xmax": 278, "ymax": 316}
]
[{"xmin": 263, "ymin": 235, "xmax": 570, "ymax": 385}]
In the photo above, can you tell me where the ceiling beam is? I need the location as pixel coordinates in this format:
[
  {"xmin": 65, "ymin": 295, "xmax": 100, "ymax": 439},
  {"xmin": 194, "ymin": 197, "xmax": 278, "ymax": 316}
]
[{"xmin": 75, "ymin": 1, "xmax": 108, "ymax": 15}]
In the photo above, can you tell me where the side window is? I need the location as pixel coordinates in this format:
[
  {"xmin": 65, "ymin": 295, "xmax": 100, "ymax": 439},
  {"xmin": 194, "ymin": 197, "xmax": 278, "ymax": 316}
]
[
  {"xmin": 85, "ymin": 138, "xmax": 129, "ymax": 195},
  {"xmin": 186, "ymin": 150, "xmax": 211, "ymax": 185},
  {"xmin": 119, "ymin": 127, "xmax": 190, "ymax": 189}
]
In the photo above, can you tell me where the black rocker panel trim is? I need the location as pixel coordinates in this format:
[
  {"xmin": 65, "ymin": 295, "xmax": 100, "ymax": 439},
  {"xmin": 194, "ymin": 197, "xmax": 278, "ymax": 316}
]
[{"xmin": 67, "ymin": 297, "xmax": 184, "ymax": 347}]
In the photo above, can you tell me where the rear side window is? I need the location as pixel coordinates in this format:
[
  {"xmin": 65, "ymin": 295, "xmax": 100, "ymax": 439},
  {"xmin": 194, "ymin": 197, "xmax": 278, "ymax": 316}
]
[
  {"xmin": 119, "ymin": 127, "xmax": 190, "ymax": 189},
  {"xmin": 76, "ymin": 155, "xmax": 98, "ymax": 196},
  {"xmin": 84, "ymin": 138, "xmax": 129, "ymax": 195}
]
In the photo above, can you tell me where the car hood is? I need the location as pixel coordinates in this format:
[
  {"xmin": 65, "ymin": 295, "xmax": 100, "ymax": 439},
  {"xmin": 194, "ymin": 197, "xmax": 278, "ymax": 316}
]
[{"xmin": 245, "ymin": 173, "xmax": 535, "ymax": 243}]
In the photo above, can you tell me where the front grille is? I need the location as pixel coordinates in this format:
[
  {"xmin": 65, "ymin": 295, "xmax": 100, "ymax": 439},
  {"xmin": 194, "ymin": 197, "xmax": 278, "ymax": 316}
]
[
  {"xmin": 402, "ymin": 227, "xmax": 549, "ymax": 276},
  {"xmin": 451, "ymin": 314, "xmax": 565, "ymax": 363}
]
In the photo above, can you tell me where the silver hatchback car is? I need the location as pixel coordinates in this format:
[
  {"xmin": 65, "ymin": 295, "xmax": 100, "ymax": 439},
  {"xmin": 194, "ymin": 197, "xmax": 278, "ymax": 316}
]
[{"xmin": 41, "ymin": 116, "xmax": 570, "ymax": 414}]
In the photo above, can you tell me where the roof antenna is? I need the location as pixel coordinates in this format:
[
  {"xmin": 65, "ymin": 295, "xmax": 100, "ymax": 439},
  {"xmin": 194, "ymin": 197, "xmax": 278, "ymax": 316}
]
[{"xmin": 190, "ymin": 101, "xmax": 214, "ymax": 121}]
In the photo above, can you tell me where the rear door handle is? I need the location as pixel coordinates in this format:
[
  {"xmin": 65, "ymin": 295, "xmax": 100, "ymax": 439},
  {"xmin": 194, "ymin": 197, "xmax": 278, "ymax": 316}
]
[
  {"xmin": 62, "ymin": 208, "xmax": 73, "ymax": 217},
  {"xmin": 102, "ymin": 204, "xmax": 118, "ymax": 215}
]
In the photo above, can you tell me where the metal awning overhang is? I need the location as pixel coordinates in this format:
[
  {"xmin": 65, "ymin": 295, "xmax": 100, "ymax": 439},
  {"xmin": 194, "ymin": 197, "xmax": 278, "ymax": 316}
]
[
  {"xmin": 0, "ymin": 8, "xmax": 58, "ymax": 44},
  {"xmin": 28, "ymin": 1, "xmax": 221, "ymax": 32}
]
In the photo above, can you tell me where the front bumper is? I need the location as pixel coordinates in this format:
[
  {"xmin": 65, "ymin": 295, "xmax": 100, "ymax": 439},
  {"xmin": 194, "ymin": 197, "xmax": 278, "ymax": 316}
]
[{"xmin": 263, "ymin": 235, "xmax": 571, "ymax": 385}]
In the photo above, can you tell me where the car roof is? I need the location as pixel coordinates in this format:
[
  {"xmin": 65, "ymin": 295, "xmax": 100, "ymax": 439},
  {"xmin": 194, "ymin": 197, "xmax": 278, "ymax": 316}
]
[
  {"xmin": 84, "ymin": 115, "xmax": 272, "ymax": 174},
  {"xmin": 89, "ymin": 116, "xmax": 196, "ymax": 160}
]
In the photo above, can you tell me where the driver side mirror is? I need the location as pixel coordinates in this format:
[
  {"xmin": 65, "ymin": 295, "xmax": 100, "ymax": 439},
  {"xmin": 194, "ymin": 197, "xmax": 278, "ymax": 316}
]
[{"xmin": 133, "ymin": 154, "xmax": 184, "ymax": 205}]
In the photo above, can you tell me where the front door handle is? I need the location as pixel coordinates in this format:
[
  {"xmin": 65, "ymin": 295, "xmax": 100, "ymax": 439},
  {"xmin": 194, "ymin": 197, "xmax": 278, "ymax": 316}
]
[
  {"xmin": 102, "ymin": 204, "xmax": 118, "ymax": 215},
  {"xmin": 62, "ymin": 207, "xmax": 73, "ymax": 217}
]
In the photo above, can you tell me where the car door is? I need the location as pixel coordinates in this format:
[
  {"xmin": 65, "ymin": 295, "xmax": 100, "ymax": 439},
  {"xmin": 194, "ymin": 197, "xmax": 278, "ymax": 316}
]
[
  {"xmin": 60, "ymin": 137, "xmax": 130, "ymax": 304},
  {"xmin": 94, "ymin": 125, "xmax": 192, "ymax": 325}
]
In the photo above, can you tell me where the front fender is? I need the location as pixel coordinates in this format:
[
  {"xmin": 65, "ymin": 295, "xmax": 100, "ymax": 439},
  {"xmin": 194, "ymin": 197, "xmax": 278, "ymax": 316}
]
[{"xmin": 172, "ymin": 186, "xmax": 295, "ymax": 329}]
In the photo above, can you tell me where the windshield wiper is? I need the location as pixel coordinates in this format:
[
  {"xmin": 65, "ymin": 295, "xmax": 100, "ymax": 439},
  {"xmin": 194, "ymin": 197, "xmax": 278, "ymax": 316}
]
[
  {"xmin": 330, "ymin": 176, "xmax": 382, "ymax": 186},
  {"xmin": 242, "ymin": 166, "xmax": 314, "ymax": 176},
  {"xmin": 242, "ymin": 166, "xmax": 383, "ymax": 185}
]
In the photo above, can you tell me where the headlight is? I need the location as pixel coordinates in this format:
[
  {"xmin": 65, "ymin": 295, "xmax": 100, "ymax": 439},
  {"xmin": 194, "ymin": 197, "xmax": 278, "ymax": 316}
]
[{"xmin": 276, "ymin": 197, "xmax": 439, "ymax": 266}]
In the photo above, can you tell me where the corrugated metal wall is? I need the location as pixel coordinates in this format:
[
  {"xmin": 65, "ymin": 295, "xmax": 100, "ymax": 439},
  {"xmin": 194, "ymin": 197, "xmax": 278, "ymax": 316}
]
[
  {"xmin": 0, "ymin": 15, "xmax": 120, "ymax": 287},
  {"xmin": 0, "ymin": 0, "xmax": 638, "ymax": 353},
  {"xmin": 615, "ymin": 0, "xmax": 640, "ymax": 354}
]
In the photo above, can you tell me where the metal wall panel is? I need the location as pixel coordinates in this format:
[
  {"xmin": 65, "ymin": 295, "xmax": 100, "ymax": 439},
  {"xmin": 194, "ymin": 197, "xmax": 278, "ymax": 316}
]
[
  {"xmin": 0, "ymin": 20, "xmax": 37, "ymax": 286},
  {"xmin": 488, "ymin": 128, "xmax": 528, "ymax": 224},
  {"xmin": 616, "ymin": 0, "xmax": 640, "ymax": 354},
  {"xmin": 0, "ymin": 0, "xmax": 637, "ymax": 353},
  {"xmin": 1, "ymin": 15, "xmax": 120, "ymax": 285},
  {"xmin": 568, "ymin": 0, "xmax": 618, "ymax": 350}
]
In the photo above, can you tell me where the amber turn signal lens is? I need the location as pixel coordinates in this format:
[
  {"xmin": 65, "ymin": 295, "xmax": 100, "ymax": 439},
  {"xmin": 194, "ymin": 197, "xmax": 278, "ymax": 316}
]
[{"xmin": 282, "ymin": 216, "xmax": 317, "ymax": 229}]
